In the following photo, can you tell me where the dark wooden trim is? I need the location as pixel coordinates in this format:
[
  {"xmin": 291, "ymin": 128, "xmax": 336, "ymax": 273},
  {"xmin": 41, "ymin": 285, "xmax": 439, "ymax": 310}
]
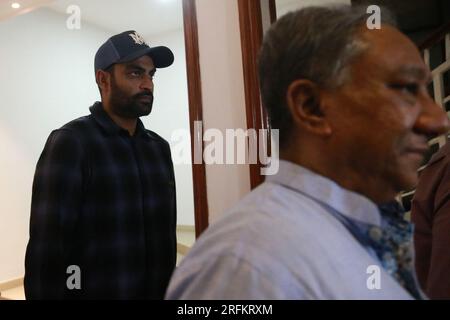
[
  {"xmin": 237, "ymin": 0, "xmax": 269, "ymax": 189},
  {"xmin": 182, "ymin": 0, "xmax": 209, "ymax": 238},
  {"xmin": 269, "ymin": 0, "xmax": 277, "ymax": 23},
  {"xmin": 419, "ymin": 21, "xmax": 450, "ymax": 51}
]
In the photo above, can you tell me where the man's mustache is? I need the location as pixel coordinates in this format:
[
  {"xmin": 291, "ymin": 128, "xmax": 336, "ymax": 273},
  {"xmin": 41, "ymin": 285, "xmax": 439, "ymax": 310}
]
[{"xmin": 134, "ymin": 91, "xmax": 153, "ymax": 100}]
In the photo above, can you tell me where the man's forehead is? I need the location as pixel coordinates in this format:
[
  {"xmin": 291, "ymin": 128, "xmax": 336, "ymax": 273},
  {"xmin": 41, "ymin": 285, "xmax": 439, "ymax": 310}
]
[{"xmin": 355, "ymin": 25, "xmax": 428, "ymax": 77}]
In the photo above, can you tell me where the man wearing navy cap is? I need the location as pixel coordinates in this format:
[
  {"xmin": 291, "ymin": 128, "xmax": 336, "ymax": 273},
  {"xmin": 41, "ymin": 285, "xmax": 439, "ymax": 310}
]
[{"xmin": 25, "ymin": 31, "xmax": 177, "ymax": 300}]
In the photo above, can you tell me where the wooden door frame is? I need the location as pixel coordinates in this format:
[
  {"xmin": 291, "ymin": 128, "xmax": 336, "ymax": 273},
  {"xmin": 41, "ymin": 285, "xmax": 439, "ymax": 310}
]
[
  {"xmin": 182, "ymin": 0, "xmax": 209, "ymax": 237},
  {"xmin": 182, "ymin": 0, "xmax": 278, "ymax": 235},
  {"xmin": 237, "ymin": 0, "xmax": 277, "ymax": 189}
]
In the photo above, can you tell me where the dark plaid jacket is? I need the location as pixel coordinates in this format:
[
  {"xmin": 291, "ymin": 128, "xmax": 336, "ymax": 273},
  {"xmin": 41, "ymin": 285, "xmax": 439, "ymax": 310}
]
[{"xmin": 25, "ymin": 102, "xmax": 177, "ymax": 299}]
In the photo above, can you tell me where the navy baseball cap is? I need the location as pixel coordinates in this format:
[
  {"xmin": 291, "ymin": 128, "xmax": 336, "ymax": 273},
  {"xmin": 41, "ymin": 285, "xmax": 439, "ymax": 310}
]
[{"xmin": 94, "ymin": 30, "xmax": 174, "ymax": 71}]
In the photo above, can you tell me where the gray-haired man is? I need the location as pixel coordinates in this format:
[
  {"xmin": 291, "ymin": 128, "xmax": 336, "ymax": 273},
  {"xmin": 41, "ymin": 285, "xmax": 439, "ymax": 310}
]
[{"xmin": 166, "ymin": 6, "xmax": 449, "ymax": 299}]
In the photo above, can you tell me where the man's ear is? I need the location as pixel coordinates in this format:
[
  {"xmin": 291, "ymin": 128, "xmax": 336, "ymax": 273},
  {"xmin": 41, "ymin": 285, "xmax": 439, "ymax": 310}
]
[
  {"xmin": 286, "ymin": 79, "xmax": 332, "ymax": 136},
  {"xmin": 96, "ymin": 69, "xmax": 111, "ymax": 94}
]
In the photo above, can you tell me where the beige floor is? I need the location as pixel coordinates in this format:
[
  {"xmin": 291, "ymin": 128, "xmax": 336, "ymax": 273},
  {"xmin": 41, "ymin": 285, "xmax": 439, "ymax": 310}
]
[
  {"xmin": 177, "ymin": 228, "xmax": 195, "ymax": 247},
  {"xmin": 1, "ymin": 286, "xmax": 24, "ymax": 300},
  {"xmin": 176, "ymin": 227, "xmax": 195, "ymax": 265},
  {"xmin": 0, "ymin": 227, "xmax": 195, "ymax": 300}
]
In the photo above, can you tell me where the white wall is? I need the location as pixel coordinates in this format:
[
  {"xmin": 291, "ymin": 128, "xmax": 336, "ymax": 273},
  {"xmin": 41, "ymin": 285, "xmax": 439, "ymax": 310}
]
[
  {"xmin": 196, "ymin": 0, "xmax": 251, "ymax": 223},
  {"xmin": 0, "ymin": 7, "xmax": 108, "ymax": 283},
  {"xmin": 0, "ymin": 8, "xmax": 193, "ymax": 282},
  {"xmin": 276, "ymin": 0, "xmax": 351, "ymax": 17}
]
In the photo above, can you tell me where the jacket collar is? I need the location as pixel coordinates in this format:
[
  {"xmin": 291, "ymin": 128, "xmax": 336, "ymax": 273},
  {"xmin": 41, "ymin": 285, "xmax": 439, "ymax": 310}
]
[
  {"xmin": 89, "ymin": 102, "xmax": 149, "ymax": 139},
  {"xmin": 427, "ymin": 141, "xmax": 450, "ymax": 166}
]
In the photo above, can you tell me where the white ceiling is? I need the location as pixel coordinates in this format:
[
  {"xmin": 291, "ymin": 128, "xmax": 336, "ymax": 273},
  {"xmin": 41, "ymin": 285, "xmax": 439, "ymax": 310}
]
[
  {"xmin": 0, "ymin": 0, "xmax": 53, "ymax": 21},
  {"xmin": 0, "ymin": 0, "xmax": 184, "ymax": 36}
]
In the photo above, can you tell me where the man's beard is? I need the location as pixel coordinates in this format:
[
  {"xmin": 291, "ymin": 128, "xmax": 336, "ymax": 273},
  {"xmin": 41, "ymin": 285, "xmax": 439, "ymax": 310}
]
[{"xmin": 109, "ymin": 77, "xmax": 154, "ymax": 119}]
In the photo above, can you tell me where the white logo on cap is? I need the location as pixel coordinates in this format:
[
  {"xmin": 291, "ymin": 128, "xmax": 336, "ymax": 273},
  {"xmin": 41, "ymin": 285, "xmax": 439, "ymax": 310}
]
[{"xmin": 129, "ymin": 31, "xmax": 148, "ymax": 45}]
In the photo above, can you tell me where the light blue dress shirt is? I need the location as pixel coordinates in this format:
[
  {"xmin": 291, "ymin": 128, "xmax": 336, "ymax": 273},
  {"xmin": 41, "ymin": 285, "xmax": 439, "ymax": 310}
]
[{"xmin": 166, "ymin": 160, "xmax": 413, "ymax": 299}]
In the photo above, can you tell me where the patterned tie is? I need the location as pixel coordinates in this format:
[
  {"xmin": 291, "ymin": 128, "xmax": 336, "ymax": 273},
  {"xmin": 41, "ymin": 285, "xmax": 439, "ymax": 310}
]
[
  {"xmin": 372, "ymin": 201, "xmax": 423, "ymax": 299},
  {"xmin": 329, "ymin": 200, "xmax": 423, "ymax": 299}
]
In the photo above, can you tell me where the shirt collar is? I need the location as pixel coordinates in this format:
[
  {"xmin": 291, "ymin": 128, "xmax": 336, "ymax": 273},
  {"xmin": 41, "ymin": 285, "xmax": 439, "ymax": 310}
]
[
  {"xmin": 266, "ymin": 160, "xmax": 381, "ymax": 227},
  {"xmin": 89, "ymin": 102, "xmax": 149, "ymax": 139}
]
